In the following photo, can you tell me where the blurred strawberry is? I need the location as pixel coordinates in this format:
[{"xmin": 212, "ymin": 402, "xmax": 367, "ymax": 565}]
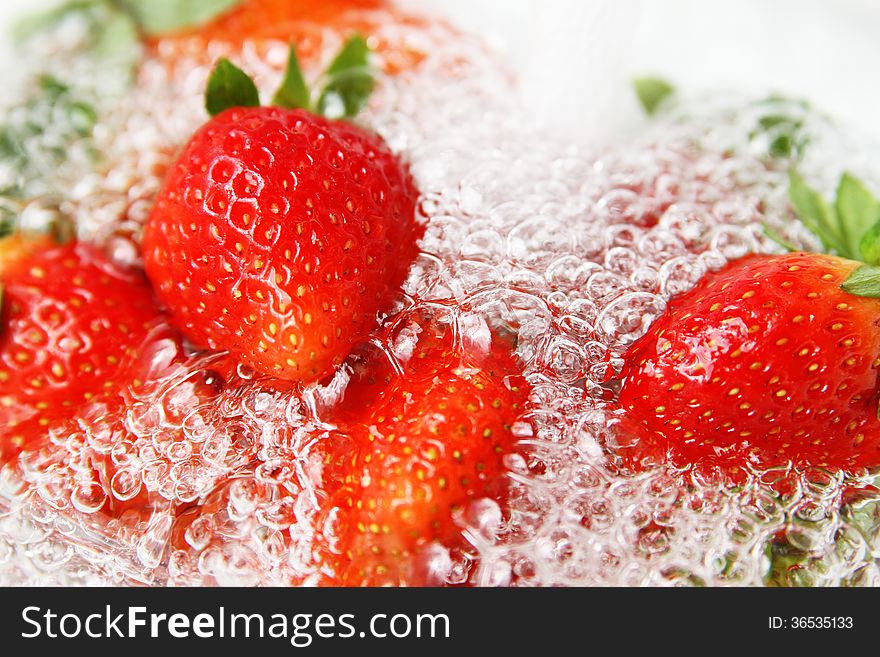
[
  {"xmin": 0, "ymin": 237, "xmax": 174, "ymax": 464},
  {"xmin": 316, "ymin": 318, "xmax": 531, "ymax": 586},
  {"xmin": 153, "ymin": 0, "xmax": 439, "ymax": 75}
]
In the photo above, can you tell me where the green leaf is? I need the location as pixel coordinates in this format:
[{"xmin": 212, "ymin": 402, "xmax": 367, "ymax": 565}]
[
  {"xmin": 834, "ymin": 172, "xmax": 880, "ymax": 263},
  {"xmin": 764, "ymin": 545, "xmax": 818, "ymax": 587},
  {"xmin": 93, "ymin": 7, "xmax": 142, "ymax": 82},
  {"xmin": 859, "ymin": 218, "xmax": 880, "ymax": 266},
  {"xmin": 633, "ymin": 77, "xmax": 675, "ymax": 116},
  {"xmin": 119, "ymin": 0, "xmax": 242, "ymax": 36},
  {"xmin": 12, "ymin": 0, "xmax": 103, "ymax": 43},
  {"xmin": 38, "ymin": 73, "xmax": 69, "ymax": 95},
  {"xmin": 272, "ymin": 45, "xmax": 312, "ymax": 111},
  {"xmin": 788, "ymin": 170, "xmax": 847, "ymax": 256},
  {"xmin": 317, "ymin": 35, "xmax": 375, "ymax": 119},
  {"xmin": 757, "ymin": 115, "xmax": 790, "ymax": 130},
  {"xmin": 13, "ymin": 2, "xmax": 142, "ymax": 92},
  {"xmin": 754, "ymin": 113, "xmax": 806, "ymax": 159},
  {"xmin": 747, "ymin": 96, "xmax": 813, "ymax": 162},
  {"xmin": 205, "ymin": 58, "xmax": 260, "ymax": 116},
  {"xmin": 846, "ymin": 488, "xmax": 880, "ymax": 536},
  {"xmin": 841, "ymin": 264, "xmax": 880, "ymax": 298},
  {"xmin": 768, "ymin": 134, "xmax": 794, "ymax": 159}
]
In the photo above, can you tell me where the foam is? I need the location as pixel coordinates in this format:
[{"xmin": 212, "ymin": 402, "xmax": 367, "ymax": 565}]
[{"xmin": 2, "ymin": 7, "xmax": 879, "ymax": 586}]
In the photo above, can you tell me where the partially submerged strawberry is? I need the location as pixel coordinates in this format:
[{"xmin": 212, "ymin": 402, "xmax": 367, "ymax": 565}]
[
  {"xmin": 153, "ymin": 0, "xmax": 437, "ymax": 75},
  {"xmin": 0, "ymin": 237, "xmax": 171, "ymax": 464},
  {"xmin": 316, "ymin": 318, "xmax": 531, "ymax": 586},
  {"xmin": 143, "ymin": 39, "xmax": 422, "ymax": 384},
  {"xmin": 617, "ymin": 171, "xmax": 880, "ymax": 474}
]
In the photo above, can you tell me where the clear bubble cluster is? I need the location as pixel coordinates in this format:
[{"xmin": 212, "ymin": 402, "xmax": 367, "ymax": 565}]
[{"xmin": 2, "ymin": 7, "xmax": 880, "ymax": 587}]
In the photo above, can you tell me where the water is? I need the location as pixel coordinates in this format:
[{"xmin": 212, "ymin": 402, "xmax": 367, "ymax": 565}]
[{"xmin": 1, "ymin": 5, "xmax": 880, "ymax": 586}]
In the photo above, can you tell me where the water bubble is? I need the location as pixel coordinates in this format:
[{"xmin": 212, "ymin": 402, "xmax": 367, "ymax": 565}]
[{"xmin": 70, "ymin": 482, "xmax": 107, "ymax": 514}]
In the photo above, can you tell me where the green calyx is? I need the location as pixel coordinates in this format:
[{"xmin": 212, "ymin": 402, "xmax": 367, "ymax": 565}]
[
  {"xmin": 784, "ymin": 170, "xmax": 880, "ymax": 298},
  {"xmin": 205, "ymin": 36, "xmax": 375, "ymax": 120}
]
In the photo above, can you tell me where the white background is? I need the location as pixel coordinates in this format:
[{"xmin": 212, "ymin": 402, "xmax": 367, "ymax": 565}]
[{"xmin": 1, "ymin": 0, "xmax": 878, "ymax": 140}]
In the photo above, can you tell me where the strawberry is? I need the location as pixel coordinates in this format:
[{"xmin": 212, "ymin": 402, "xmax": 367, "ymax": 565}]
[
  {"xmin": 143, "ymin": 40, "xmax": 422, "ymax": 384},
  {"xmin": 154, "ymin": 0, "xmax": 437, "ymax": 75},
  {"xmin": 618, "ymin": 252, "xmax": 880, "ymax": 471},
  {"xmin": 316, "ymin": 318, "xmax": 531, "ymax": 586},
  {"xmin": 0, "ymin": 237, "xmax": 171, "ymax": 464},
  {"xmin": 617, "ymin": 171, "xmax": 880, "ymax": 474}
]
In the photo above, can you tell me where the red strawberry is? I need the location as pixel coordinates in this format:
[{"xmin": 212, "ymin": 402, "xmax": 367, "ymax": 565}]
[
  {"xmin": 0, "ymin": 237, "xmax": 171, "ymax": 464},
  {"xmin": 618, "ymin": 252, "xmax": 880, "ymax": 473},
  {"xmin": 316, "ymin": 319, "xmax": 531, "ymax": 586},
  {"xmin": 615, "ymin": 170, "xmax": 880, "ymax": 475},
  {"xmin": 143, "ymin": 41, "xmax": 421, "ymax": 384}
]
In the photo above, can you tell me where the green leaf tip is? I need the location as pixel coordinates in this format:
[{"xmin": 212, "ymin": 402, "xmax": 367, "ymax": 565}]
[
  {"xmin": 317, "ymin": 34, "xmax": 375, "ymax": 119},
  {"xmin": 751, "ymin": 106, "xmax": 808, "ymax": 160},
  {"xmin": 272, "ymin": 45, "xmax": 312, "ymax": 111},
  {"xmin": 841, "ymin": 264, "xmax": 880, "ymax": 298},
  {"xmin": 264, "ymin": 35, "xmax": 376, "ymax": 116},
  {"xmin": 205, "ymin": 58, "xmax": 261, "ymax": 116},
  {"xmin": 633, "ymin": 77, "xmax": 674, "ymax": 116}
]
